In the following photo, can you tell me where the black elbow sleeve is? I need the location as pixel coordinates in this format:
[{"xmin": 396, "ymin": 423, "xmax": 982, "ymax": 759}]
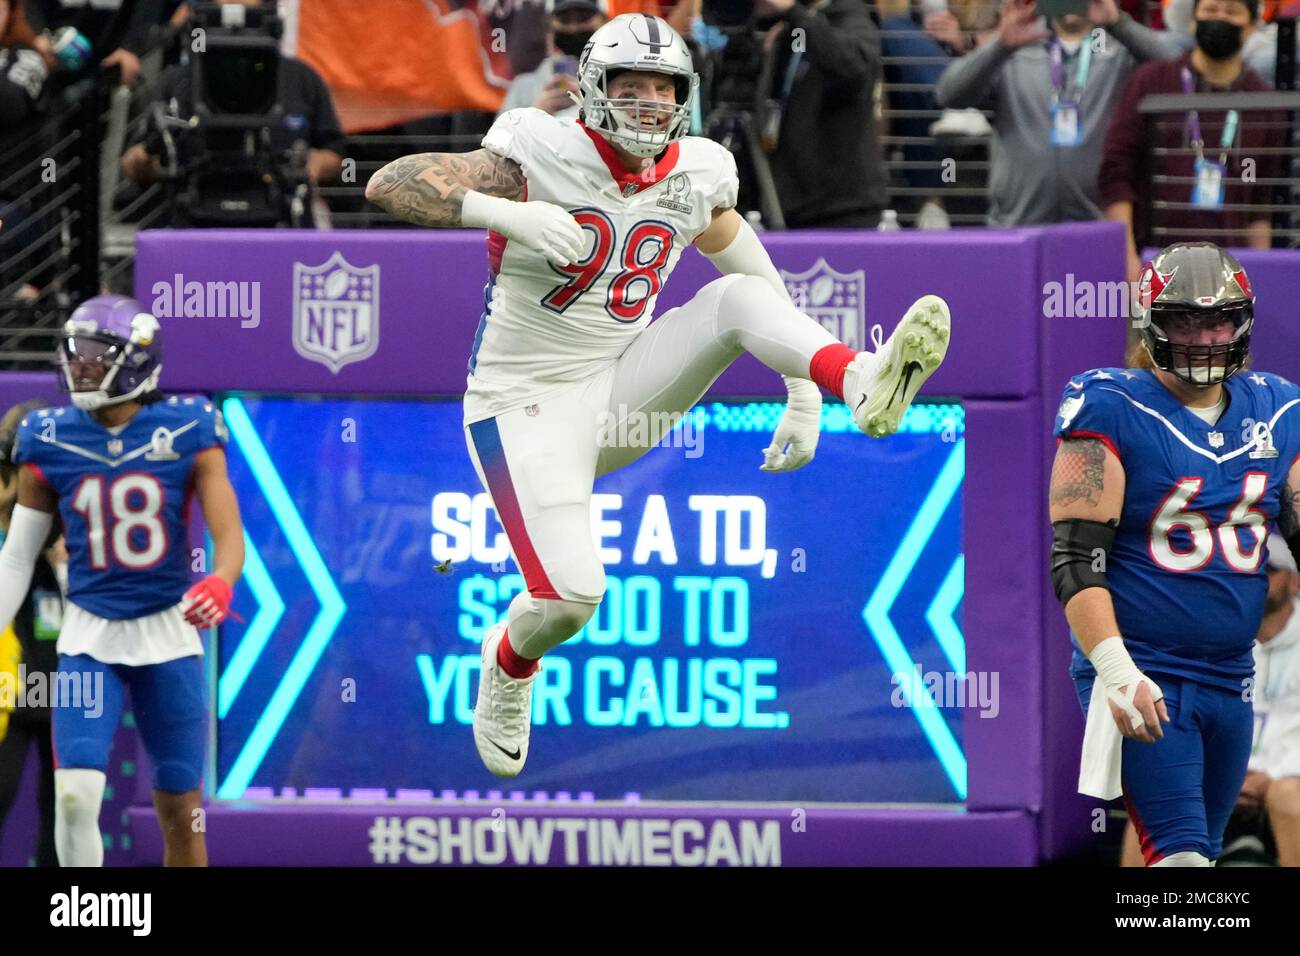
[{"xmin": 1051, "ymin": 518, "xmax": 1117, "ymax": 606}]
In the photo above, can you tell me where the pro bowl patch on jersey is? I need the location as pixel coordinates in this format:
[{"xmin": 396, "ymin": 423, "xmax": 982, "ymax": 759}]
[
  {"xmin": 144, "ymin": 426, "xmax": 180, "ymax": 461},
  {"xmin": 656, "ymin": 173, "xmax": 693, "ymax": 214},
  {"xmin": 780, "ymin": 258, "xmax": 866, "ymax": 350},
  {"xmin": 292, "ymin": 252, "xmax": 380, "ymax": 374}
]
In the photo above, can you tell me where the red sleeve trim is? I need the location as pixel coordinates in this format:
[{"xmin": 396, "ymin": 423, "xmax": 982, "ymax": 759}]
[{"xmin": 23, "ymin": 463, "xmax": 51, "ymax": 487}]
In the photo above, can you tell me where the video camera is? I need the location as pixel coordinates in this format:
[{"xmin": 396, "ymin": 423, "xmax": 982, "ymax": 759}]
[
  {"xmin": 697, "ymin": 0, "xmax": 767, "ymax": 113},
  {"xmin": 695, "ymin": 0, "xmax": 788, "ymax": 226},
  {"xmin": 156, "ymin": 2, "xmax": 312, "ymax": 227},
  {"xmin": 701, "ymin": 0, "xmax": 760, "ymax": 29}
]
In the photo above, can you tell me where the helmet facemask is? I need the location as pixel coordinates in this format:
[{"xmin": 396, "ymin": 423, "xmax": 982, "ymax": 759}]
[
  {"xmin": 576, "ymin": 15, "xmax": 699, "ymax": 159},
  {"xmin": 1142, "ymin": 304, "xmax": 1253, "ymax": 387},
  {"xmin": 58, "ymin": 321, "xmax": 161, "ymax": 411},
  {"xmin": 1134, "ymin": 242, "xmax": 1255, "ymax": 389},
  {"xmin": 581, "ymin": 66, "xmax": 695, "ymax": 158}
]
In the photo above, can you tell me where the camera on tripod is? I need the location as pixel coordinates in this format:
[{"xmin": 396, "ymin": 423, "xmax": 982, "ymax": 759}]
[
  {"xmin": 155, "ymin": 2, "xmax": 312, "ymax": 227},
  {"xmin": 697, "ymin": 0, "xmax": 788, "ymax": 227}
]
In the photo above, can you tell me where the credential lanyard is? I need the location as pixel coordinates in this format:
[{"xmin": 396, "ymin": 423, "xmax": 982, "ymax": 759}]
[
  {"xmin": 1182, "ymin": 67, "xmax": 1239, "ymax": 164},
  {"xmin": 1049, "ymin": 36, "xmax": 1093, "ymax": 99}
]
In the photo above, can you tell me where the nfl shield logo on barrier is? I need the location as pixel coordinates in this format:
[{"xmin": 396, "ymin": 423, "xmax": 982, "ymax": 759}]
[
  {"xmin": 292, "ymin": 251, "xmax": 380, "ymax": 374},
  {"xmin": 779, "ymin": 257, "xmax": 866, "ymax": 350}
]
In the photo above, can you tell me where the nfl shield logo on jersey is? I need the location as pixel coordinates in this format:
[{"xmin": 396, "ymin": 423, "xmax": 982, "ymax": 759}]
[
  {"xmin": 1059, "ymin": 394, "xmax": 1085, "ymax": 431},
  {"xmin": 1208, "ymin": 431, "xmax": 1224, "ymax": 448},
  {"xmin": 292, "ymin": 252, "xmax": 380, "ymax": 374},
  {"xmin": 780, "ymin": 258, "xmax": 866, "ymax": 350}
]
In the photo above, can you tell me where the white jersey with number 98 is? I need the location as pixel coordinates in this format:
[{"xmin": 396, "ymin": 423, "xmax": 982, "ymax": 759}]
[{"xmin": 463, "ymin": 107, "xmax": 739, "ymax": 424}]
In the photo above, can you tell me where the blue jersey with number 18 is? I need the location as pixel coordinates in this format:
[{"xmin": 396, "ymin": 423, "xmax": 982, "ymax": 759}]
[
  {"xmin": 1054, "ymin": 368, "xmax": 1300, "ymax": 690},
  {"xmin": 12, "ymin": 396, "xmax": 228, "ymax": 621}
]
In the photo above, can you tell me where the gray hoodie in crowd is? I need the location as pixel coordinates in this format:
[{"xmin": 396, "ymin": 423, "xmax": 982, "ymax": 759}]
[{"xmin": 935, "ymin": 14, "xmax": 1183, "ymax": 227}]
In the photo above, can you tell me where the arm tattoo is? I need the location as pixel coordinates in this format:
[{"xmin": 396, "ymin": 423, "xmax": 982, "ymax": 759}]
[
  {"xmin": 1050, "ymin": 438, "xmax": 1107, "ymax": 508},
  {"xmin": 366, "ymin": 148, "xmax": 524, "ymax": 226}
]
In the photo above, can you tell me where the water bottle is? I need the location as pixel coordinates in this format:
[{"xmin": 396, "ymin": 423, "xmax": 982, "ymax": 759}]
[{"xmin": 877, "ymin": 209, "xmax": 901, "ymax": 232}]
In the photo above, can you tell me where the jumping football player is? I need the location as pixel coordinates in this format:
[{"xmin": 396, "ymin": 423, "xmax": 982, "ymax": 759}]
[
  {"xmin": 1050, "ymin": 242, "xmax": 1300, "ymax": 866},
  {"xmin": 0, "ymin": 295, "xmax": 244, "ymax": 866},
  {"xmin": 367, "ymin": 14, "xmax": 951, "ymax": 777}
]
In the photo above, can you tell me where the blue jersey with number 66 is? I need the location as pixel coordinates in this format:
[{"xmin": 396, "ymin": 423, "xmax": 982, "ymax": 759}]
[
  {"xmin": 1054, "ymin": 367, "xmax": 1300, "ymax": 690},
  {"xmin": 12, "ymin": 396, "xmax": 228, "ymax": 620}
]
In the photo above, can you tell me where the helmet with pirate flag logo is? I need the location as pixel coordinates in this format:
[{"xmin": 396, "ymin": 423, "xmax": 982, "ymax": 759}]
[
  {"xmin": 57, "ymin": 295, "xmax": 164, "ymax": 411},
  {"xmin": 576, "ymin": 13, "xmax": 698, "ymax": 158},
  {"xmin": 1134, "ymin": 242, "xmax": 1254, "ymax": 387}
]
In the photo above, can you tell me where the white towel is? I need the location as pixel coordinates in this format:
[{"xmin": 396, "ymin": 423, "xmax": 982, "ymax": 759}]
[{"xmin": 1078, "ymin": 679, "xmax": 1123, "ymax": 800}]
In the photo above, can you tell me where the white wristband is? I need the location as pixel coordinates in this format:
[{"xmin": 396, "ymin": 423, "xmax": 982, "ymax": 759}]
[
  {"xmin": 781, "ymin": 375, "xmax": 822, "ymax": 414},
  {"xmin": 460, "ymin": 190, "xmax": 512, "ymax": 231},
  {"xmin": 1087, "ymin": 636, "xmax": 1142, "ymax": 691}
]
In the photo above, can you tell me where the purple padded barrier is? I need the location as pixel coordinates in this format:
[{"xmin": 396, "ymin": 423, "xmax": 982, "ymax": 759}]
[
  {"xmin": 1038, "ymin": 225, "xmax": 1129, "ymax": 859},
  {"xmin": 963, "ymin": 399, "xmax": 1044, "ymax": 812},
  {"xmin": 134, "ymin": 227, "xmax": 1044, "ymax": 400}
]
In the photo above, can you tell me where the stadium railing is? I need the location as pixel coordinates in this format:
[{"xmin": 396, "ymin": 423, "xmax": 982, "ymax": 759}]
[
  {"xmin": 1136, "ymin": 89, "xmax": 1300, "ymax": 248},
  {"xmin": 0, "ymin": 74, "xmax": 109, "ymax": 367},
  {"xmin": 878, "ymin": 8, "xmax": 994, "ymax": 227}
]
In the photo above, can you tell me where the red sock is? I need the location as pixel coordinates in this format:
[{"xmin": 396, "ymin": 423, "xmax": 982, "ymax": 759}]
[
  {"xmin": 809, "ymin": 343, "xmax": 858, "ymax": 401},
  {"xmin": 496, "ymin": 628, "xmax": 539, "ymax": 679}
]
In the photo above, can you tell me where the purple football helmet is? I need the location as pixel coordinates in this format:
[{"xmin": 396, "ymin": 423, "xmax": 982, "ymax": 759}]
[{"xmin": 58, "ymin": 295, "xmax": 163, "ymax": 410}]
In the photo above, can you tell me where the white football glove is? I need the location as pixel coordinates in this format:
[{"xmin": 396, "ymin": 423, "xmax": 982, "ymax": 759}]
[
  {"xmin": 461, "ymin": 190, "xmax": 586, "ymax": 268},
  {"xmin": 761, "ymin": 376, "xmax": 822, "ymax": 472}
]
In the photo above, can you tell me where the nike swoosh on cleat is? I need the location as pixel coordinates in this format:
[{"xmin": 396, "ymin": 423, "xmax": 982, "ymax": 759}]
[
  {"xmin": 490, "ymin": 740, "xmax": 521, "ymax": 761},
  {"xmin": 888, "ymin": 361, "xmax": 923, "ymax": 408}
]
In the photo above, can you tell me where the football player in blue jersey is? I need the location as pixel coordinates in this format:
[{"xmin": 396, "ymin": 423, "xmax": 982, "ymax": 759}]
[
  {"xmin": 1049, "ymin": 242, "xmax": 1300, "ymax": 866},
  {"xmin": 0, "ymin": 295, "xmax": 244, "ymax": 867}
]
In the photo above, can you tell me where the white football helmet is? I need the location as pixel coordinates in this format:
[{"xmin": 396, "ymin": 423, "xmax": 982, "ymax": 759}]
[{"xmin": 577, "ymin": 13, "xmax": 698, "ymax": 158}]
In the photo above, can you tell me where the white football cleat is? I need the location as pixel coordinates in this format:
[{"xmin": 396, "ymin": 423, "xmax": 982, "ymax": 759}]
[
  {"xmin": 472, "ymin": 622, "xmax": 537, "ymax": 778},
  {"xmin": 843, "ymin": 294, "xmax": 950, "ymax": 438}
]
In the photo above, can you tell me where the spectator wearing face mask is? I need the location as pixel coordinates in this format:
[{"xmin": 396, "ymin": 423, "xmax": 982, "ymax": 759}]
[
  {"xmin": 1162, "ymin": 0, "xmax": 1295, "ymax": 83},
  {"xmin": 934, "ymin": 0, "xmax": 1180, "ymax": 229},
  {"xmin": 1100, "ymin": 0, "xmax": 1280, "ymax": 283},
  {"xmin": 499, "ymin": 0, "xmax": 609, "ymax": 120}
]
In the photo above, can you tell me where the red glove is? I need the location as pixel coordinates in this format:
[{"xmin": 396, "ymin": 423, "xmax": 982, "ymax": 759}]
[{"xmin": 182, "ymin": 575, "xmax": 233, "ymax": 628}]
